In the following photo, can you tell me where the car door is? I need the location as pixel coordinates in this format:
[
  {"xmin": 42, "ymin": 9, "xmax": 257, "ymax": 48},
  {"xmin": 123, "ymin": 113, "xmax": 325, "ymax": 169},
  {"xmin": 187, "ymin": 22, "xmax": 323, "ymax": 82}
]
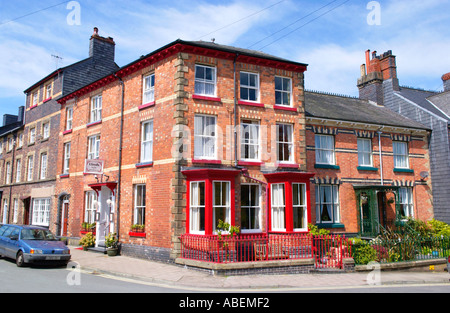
[
  {"xmin": 0, "ymin": 225, "xmax": 9, "ymax": 255},
  {"xmin": 0, "ymin": 226, "xmax": 13, "ymax": 257},
  {"xmin": 5, "ymin": 227, "xmax": 21, "ymax": 258}
]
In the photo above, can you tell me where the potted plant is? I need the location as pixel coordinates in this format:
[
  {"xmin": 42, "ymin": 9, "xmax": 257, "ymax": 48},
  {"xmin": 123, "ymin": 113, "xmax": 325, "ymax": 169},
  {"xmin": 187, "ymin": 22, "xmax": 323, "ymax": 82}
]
[
  {"xmin": 79, "ymin": 232, "xmax": 95, "ymax": 250},
  {"xmin": 105, "ymin": 232, "xmax": 119, "ymax": 256}
]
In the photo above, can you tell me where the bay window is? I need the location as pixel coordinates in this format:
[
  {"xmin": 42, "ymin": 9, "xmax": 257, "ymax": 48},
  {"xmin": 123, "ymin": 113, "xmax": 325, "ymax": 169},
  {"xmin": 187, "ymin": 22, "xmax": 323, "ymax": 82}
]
[
  {"xmin": 84, "ymin": 191, "xmax": 97, "ymax": 224},
  {"xmin": 315, "ymin": 185, "xmax": 340, "ymax": 224},
  {"xmin": 293, "ymin": 183, "xmax": 307, "ymax": 230},
  {"xmin": 189, "ymin": 181, "xmax": 205, "ymax": 234},
  {"xmin": 271, "ymin": 183, "xmax": 286, "ymax": 231},
  {"xmin": 213, "ymin": 181, "xmax": 230, "ymax": 232},
  {"xmin": 241, "ymin": 184, "xmax": 261, "ymax": 232}
]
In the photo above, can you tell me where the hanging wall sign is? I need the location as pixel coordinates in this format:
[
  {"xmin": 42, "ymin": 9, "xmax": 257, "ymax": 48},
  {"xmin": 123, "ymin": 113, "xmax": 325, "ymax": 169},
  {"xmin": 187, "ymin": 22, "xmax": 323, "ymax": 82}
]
[{"xmin": 84, "ymin": 159, "xmax": 105, "ymax": 175}]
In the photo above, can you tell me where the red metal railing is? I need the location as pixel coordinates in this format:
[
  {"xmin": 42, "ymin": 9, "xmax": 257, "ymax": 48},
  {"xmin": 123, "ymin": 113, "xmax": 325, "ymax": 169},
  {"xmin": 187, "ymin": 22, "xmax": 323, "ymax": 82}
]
[{"xmin": 179, "ymin": 233, "xmax": 353, "ymax": 268}]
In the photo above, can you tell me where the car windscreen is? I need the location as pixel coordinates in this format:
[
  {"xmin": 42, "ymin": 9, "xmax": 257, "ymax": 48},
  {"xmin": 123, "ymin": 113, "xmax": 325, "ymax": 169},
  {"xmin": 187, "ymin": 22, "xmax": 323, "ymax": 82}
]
[{"xmin": 21, "ymin": 228, "xmax": 57, "ymax": 241}]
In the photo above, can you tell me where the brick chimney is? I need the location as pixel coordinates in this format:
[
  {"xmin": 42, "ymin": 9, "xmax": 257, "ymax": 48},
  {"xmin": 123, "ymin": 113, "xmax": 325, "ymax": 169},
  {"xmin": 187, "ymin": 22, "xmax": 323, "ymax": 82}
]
[
  {"xmin": 89, "ymin": 27, "xmax": 115, "ymax": 62},
  {"xmin": 357, "ymin": 49, "xmax": 399, "ymax": 105},
  {"xmin": 442, "ymin": 72, "xmax": 450, "ymax": 92}
]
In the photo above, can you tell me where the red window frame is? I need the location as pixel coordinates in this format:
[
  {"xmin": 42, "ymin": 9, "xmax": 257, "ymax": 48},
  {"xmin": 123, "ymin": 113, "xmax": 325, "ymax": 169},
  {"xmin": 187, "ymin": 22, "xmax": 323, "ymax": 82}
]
[{"xmin": 264, "ymin": 171, "xmax": 315, "ymax": 233}]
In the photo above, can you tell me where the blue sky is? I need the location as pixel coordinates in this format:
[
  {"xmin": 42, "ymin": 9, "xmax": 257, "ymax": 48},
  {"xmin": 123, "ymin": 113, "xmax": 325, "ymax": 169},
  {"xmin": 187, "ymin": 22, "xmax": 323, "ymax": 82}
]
[{"xmin": 1, "ymin": 0, "xmax": 449, "ymax": 123}]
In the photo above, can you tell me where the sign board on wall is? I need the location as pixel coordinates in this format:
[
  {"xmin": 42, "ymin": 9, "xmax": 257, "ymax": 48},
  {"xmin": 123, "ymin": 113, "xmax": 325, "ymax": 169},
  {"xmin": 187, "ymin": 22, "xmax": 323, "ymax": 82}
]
[{"xmin": 84, "ymin": 159, "xmax": 105, "ymax": 175}]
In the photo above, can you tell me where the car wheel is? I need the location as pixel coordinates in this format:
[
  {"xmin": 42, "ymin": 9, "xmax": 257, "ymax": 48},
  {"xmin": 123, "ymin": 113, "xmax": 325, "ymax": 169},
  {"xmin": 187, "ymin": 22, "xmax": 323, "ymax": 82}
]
[{"xmin": 16, "ymin": 251, "xmax": 25, "ymax": 267}]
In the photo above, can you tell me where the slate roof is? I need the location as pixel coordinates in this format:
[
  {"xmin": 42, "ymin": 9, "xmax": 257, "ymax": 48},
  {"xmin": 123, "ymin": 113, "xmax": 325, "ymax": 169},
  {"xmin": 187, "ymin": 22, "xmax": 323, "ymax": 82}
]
[
  {"xmin": 395, "ymin": 87, "xmax": 449, "ymax": 123},
  {"xmin": 304, "ymin": 91, "xmax": 430, "ymax": 130}
]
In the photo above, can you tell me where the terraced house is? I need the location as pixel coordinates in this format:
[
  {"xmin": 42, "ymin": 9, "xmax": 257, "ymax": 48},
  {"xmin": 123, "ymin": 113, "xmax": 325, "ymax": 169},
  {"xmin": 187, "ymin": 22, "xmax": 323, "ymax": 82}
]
[
  {"xmin": 0, "ymin": 28, "xmax": 118, "ymax": 229},
  {"xmin": 53, "ymin": 36, "xmax": 435, "ymax": 264}
]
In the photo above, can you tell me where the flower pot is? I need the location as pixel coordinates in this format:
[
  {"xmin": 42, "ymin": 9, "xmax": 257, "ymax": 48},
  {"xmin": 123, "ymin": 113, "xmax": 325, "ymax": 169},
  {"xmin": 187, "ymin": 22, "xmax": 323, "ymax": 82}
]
[{"xmin": 107, "ymin": 248, "xmax": 118, "ymax": 256}]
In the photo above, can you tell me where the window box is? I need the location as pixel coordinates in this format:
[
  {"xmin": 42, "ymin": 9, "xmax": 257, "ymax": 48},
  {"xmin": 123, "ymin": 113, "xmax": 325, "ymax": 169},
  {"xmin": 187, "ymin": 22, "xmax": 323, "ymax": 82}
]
[
  {"xmin": 273, "ymin": 105, "xmax": 297, "ymax": 112},
  {"xmin": 357, "ymin": 166, "xmax": 378, "ymax": 171},
  {"xmin": 393, "ymin": 168, "xmax": 414, "ymax": 173},
  {"xmin": 136, "ymin": 161, "xmax": 153, "ymax": 168},
  {"xmin": 192, "ymin": 94, "xmax": 222, "ymax": 102},
  {"xmin": 238, "ymin": 100, "xmax": 264, "ymax": 108},
  {"xmin": 138, "ymin": 101, "xmax": 155, "ymax": 110},
  {"xmin": 314, "ymin": 164, "xmax": 340, "ymax": 170},
  {"xmin": 128, "ymin": 231, "xmax": 146, "ymax": 238}
]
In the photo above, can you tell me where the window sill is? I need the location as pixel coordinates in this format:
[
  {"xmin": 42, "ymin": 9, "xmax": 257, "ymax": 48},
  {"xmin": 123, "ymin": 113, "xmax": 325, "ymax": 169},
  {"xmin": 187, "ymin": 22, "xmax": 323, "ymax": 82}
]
[
  {"xmin": 394, "ymin": 168, "xmax": 414, "ymax": 173},
  {"xmin": 274, "ymin": 105, "xmax": 297, "ymax": 112},
  {"xmin": 192, "ymin": 159, "xmax": 222, "ymax": 165},
  {"xmin": 136, "ymin": 161, "xmax": 153, "ymax": 168},
  {"xmin": 357, "ymin": 166, "xmax": 378, "ymax": 171},
  {"xmin": 29, "ymin": 104, "xmax": 38, "ymax": 110},
  {"xmin": 276, "ymin": 162, "xmax": 299, "ymax": 168},
  {"xmin": 315, "ymin": 223, "xmax": 345, "ymax": 229},
  {"xmin": 63, "ymin": 129, "xmax": 73, "ymax": 135},
  {"xmin": 43, "ymin": 97, "xmax": 52, "ymax": 103},
  {"xmin": 60, "ymin": 174, "xmax": 70, "ymax": 178},
  {"xmin": 129, "ymin": 231, "xmax": 146, "ymax": 238},
  {"xmin": 238, "ymin": 160, "xmax": 264, "ymax": 166},
  {"xmin": 87, "ymin": 120, "xmax": 102, "ymax": 128},
  {"xmin": 138, "ymin": 101, "xmax": 155, "ymax": 110},
  {"xmin": 238, "ymin": 100, "xmax": 265, "ymax": 108},
  {"xmin": 192, "ymin": 94, "xmax": 222, "ymax": 102},
  {"xmin": 314, "ymin": 164, "xmax": 340, "ymax": 170}
]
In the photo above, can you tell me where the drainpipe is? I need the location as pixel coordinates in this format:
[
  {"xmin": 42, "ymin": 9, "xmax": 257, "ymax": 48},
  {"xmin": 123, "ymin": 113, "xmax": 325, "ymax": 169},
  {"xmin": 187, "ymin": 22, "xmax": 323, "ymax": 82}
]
[
  {"xmin": 114, "ymin": 73, "xmax": 124, "ymax": 238},
  {"xmin": 377, "ymin": 130, "xmax": 383, "ymax": 185},
  {"xmin": 233, "ymin": 53, "xmax": 239, "ymax": 167}
]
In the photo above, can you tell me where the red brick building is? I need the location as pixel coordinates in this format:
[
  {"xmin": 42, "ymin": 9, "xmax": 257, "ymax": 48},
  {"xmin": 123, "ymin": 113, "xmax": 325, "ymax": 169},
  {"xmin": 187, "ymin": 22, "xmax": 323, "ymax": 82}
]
[
  {"xmin": 304, "ymin": 91, "xmax": 433, "ymax": 236},
  {"xmin": 53, "ymin": 39, "xmax": 434, "ymax": 262}
]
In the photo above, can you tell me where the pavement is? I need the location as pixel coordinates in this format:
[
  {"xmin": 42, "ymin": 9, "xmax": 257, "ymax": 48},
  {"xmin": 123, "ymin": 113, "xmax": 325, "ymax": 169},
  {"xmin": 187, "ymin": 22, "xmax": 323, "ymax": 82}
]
[{"xmin": 68, "ymin": 246, "xmax": 450, "ymax": 291}]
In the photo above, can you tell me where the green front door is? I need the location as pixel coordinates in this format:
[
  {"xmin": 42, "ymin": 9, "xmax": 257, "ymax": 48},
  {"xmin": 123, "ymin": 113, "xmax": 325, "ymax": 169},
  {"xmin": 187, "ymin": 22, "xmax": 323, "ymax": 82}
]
[{"xmin": 356, "ymin": 189, "xmax": 378, "ymax": 237}]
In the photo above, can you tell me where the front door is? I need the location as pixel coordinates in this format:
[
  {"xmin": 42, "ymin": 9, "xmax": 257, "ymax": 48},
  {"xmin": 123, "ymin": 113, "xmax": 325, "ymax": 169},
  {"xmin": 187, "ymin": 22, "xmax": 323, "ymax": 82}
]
[
  {"xmin": 95, "ymin": 187, "xmax": 115, "ymax": 247},
  {"xmin": 61, "ymin": 200, "xmax": 69, "ymax": 237},
  {"xmin": 356, "ymin": 189, "xmax": 379, "ymax": 237}
]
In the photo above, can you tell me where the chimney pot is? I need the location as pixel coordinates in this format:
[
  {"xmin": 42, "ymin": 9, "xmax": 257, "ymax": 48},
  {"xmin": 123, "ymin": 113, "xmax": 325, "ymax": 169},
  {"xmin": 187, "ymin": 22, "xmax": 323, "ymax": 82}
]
[{"xmin": 93, "ymin": 27, "xmax": 99, "ymax": 36}]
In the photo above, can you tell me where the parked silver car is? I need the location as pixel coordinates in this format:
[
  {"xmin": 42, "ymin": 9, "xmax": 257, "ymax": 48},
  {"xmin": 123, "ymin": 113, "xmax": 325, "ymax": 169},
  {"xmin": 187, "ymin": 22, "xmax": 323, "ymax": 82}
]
[{"xmin": 0, "ymin": 224, "xmax": 71, "ymax": 267}]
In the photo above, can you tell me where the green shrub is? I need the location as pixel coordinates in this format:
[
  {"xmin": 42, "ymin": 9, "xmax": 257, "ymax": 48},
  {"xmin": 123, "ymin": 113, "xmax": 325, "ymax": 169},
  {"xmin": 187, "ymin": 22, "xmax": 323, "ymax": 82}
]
[
  {"xmin": 428, "ymin": 219, "xmax": 450, "ymax": 237},
  {"xmin": 351, "ymin": 238, "xmax": 377, "ymax": 265},
  {"xmin": 79, "ymin": 232, "xmax": 95, "ymax": 248},
  {"xmin": 308, "ymin": 223, "xmax": 330, "ymax": 236}
]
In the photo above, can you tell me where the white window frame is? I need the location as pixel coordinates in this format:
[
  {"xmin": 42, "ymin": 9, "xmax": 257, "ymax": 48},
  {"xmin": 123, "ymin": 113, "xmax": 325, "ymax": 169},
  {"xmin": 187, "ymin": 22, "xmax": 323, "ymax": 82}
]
[
  {"xmin": 140, "ymin": 120, "xmax": 153, "ymax": 163},
  {"xmin": 399, "ymin": 187, "xmax": 414, "ymax": 218},
  {"xmin": 32, "ymin": 92, "xmax": 38, "ymax": 106},
  {"xmin": 5, "ymin": 162, "xmax": 11, "ymax": 184},
  {"xmin": 189, "ymin": 181, "xmax": 205, "ymax": 234},
  {"xmin": 393, "ymin": 141, "xmax": 409, "ymax": 169},
  {"xmin": 357, "ymin": 138, "xmax": 373, "ymax": 166},
  {"xmin": 240, "ymin": 72, "xmax": 259, "ymax": 102},
  {"xmin": 212, "ymin": 181, "xmax": 231, "ymax": 233},
  {"xmin": 240, "ymin": 183, "xmax": 262, "ymax": 233},
  {"xmin": 240, "ymin": 120, "xmax": 260, "ymax": 161},
  {"xmin": 143, "ymin": 73, "xmax": 155, "ymax": 104},
  {"xmin": 315, "ymin": 185, "xmax": 340, "ymax": 224},
  {"xmin": 276, "ymin": 123, "xmax": 294, "ymax": 163},
  {"xmin": 2, "ymin": 199, "xmax": 8, "ymax": 224},
  {"xmin": 63, "ymin": 142, "xmax": 71, "ymax": 174},
  {"xmin": 315, "ymin": 134, "xmax": 335, "ymax": 165},
  {"xmin": 27, "ymin": 155, "xmax": 34, "ymax": 181},
  {"xmin": 43, "ymin": 122, "xmax": 50, "ymax": 139},
  {"xmin": 29, "ymin": 127, "xmax": 36, "ymax": 144},
  {"xmin": 84, "ymin": 191, "xmax": 97, "ymax": 224},
  {"xmin": 40, "ymin": 153, "xmax": 48, "ymax": 179},
  {"xmin": 133, "ymin": 184, "xmax": 146, "ymax": 225},
  {"xmin": 194, "ymin": 115, "xmax": 217, "ymax": 160},
  {"xmin": 13, "ymin": 198, "xmax": 18, "ymax": 224},
  {"xmin": 18, "ymin": 133, "xmax": 23, "ymax": 148},
  {"xmin": 292, "ymin": 183, "xmax": 308, "ymax": 231},
  {"xmin": 66, "ymin": 107, "xmax": 73, "ymax": 131},
  {"xmin": 45, "ymin": 83, "xmax": 52, "ymax": 99},
  {"xmin": 15, "ymin": 159, "xmax": 21, "ymax": 183},
  {"xmin": 271, "ymin": 183, "xmax": 286, "ymax": 231},
  {"xmin": 194, "ymin": 64, "xmax": 216, "ymax": 96},
  {"xmin": 87, "ymin": 135, "xmax": 100, "ymax": 159},
  {"xmin": 32, "ymin": 198, "xmax": 51, "ymax": 226},
  {"xmin": 275, "ymin": 76, "xmax": 292, "ymax": 106},
  {"xmin": 90, "ymin": 95, "xmax": 102, "ymax": 123}
]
